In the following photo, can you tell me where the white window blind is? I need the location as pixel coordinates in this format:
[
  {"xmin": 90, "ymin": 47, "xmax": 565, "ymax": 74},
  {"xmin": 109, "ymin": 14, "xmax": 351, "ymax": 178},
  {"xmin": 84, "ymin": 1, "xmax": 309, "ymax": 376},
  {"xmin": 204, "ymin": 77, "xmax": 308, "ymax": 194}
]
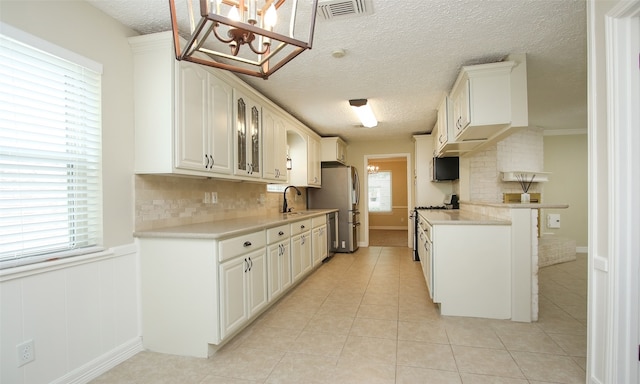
[{"xmin": 0, "ymin": 25, "xmax": 103, "ymax": 269}]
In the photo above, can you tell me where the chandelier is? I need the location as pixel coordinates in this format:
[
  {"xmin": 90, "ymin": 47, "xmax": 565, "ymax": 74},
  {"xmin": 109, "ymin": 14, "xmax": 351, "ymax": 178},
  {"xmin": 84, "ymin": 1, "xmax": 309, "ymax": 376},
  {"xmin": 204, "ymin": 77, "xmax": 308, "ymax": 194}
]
[
  {"xmin": 169, "ymin": 0, "xmax": 319, "ymax": 79},
  {"xmin": 367, "ymin": 165, "xmax": 379, "ymax": 174}
]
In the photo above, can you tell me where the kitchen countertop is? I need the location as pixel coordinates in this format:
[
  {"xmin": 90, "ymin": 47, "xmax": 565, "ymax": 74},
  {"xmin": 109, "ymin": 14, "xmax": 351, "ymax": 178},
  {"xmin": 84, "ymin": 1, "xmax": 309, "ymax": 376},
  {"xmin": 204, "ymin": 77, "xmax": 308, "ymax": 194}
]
[
  {"xmin": 462, "ymin": 201, "xmax": 569, "ymax": 209},
  {"xmin": 134, "ymin": 209, "xmax": 338, "ymax": 240},
  {"xmin": 417, "ymin": 209, "xmax": 511, "ymax": 225}
]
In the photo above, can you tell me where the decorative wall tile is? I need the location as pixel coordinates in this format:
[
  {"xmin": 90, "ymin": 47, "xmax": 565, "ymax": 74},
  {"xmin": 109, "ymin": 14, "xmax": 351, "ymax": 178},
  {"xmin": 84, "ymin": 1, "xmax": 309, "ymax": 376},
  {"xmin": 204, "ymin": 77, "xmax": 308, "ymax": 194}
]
[
  {"xmin": 467, "ymin": 128, "xmax": 544, "ymax": 202},
  {"xmin": 134, "ymin": 175, "xmax": 307, "ymax": 230}
]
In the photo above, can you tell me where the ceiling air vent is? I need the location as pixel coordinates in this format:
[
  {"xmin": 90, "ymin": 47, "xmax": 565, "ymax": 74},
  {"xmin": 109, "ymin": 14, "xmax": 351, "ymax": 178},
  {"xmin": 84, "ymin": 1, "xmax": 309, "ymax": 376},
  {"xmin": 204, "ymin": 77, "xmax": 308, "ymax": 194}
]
[{"xmin": 318, "ymin": 0, "xmax": 370, "ymax": 20}]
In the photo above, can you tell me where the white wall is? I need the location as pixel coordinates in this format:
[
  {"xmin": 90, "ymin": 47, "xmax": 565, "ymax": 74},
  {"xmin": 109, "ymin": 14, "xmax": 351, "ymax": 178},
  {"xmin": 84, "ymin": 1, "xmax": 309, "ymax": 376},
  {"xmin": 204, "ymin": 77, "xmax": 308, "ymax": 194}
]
[
  {"xmin": 0, "ymin": 1, "xmax": 140, "ymax": 383},
  {"xmin": 542, "ymin": 133, "xmax": 588, "ymax": 247}
]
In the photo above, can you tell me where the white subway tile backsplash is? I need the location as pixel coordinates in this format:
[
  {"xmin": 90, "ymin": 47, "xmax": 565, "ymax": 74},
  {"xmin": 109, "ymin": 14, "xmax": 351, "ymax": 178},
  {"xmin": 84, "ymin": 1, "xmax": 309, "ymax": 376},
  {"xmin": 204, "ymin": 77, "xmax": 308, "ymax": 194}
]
[{"xmin": 468, "ymin": 127, "xmax": 544, "ymax": 202}]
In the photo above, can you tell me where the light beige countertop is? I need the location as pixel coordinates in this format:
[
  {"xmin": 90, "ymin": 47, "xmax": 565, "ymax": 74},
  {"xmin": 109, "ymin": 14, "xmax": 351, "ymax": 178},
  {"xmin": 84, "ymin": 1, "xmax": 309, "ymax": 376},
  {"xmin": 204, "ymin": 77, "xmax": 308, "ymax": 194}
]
[
  {"xmin": 417, "ymin": 209, "xmax": 511, "ymax": 225},
  {"xmin": 134, "ymin": 209, "xmax": 337, "ymax": 240},
  {"xmin": 462, "ymin": 201, "xmax": 569, "ymax": 209}
]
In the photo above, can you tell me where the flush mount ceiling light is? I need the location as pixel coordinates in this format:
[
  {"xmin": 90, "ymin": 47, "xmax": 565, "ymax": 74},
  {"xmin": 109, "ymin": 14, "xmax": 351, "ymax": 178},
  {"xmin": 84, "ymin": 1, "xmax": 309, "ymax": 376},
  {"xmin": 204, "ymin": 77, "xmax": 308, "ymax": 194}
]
[
  {"xmin": 169, "ymin": 0, "xmax": 319, "ymax": 79},
  {"xmin": 349, "ymin": 99, "xmax": 378, "ymax": 128}
]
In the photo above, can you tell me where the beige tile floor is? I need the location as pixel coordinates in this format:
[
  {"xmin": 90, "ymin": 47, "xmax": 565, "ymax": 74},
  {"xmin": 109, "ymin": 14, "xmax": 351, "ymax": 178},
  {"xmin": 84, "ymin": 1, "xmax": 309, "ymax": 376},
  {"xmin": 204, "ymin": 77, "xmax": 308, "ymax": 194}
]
[{"xmin": 91, "ymin": 247, "xmax": 587, "ymax": 384}]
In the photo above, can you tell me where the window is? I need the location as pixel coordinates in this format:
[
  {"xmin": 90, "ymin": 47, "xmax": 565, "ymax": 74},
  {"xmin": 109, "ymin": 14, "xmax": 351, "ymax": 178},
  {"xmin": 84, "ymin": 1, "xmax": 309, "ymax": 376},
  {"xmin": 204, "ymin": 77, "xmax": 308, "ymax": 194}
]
[
  {"xmin": 0, "ymin": 24, "xmax": 103, "ymax": 269},
  {"xmin": 368, "ymin": 171, "xmax": 392, "ymax": 212}
]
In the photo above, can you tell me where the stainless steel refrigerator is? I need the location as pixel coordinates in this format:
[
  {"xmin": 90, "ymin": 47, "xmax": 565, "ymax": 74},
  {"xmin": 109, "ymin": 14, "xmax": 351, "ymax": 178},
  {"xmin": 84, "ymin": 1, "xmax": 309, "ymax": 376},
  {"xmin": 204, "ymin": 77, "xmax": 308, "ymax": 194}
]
[{"xmin": 307, "ymin": 165, "xmax": 360, "ymax": 253}]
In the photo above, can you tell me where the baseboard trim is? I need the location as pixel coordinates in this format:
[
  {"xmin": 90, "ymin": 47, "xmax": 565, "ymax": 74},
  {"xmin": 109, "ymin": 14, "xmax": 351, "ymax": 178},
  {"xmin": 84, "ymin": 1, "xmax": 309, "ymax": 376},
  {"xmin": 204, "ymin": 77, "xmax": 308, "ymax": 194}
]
[
  {"xmin": 576, "ymin": 246, "xmax": 588, "ymax": 253},
  {"xmin": 52, "ymin": 337, "xmax": 144, "ymax": 384}
]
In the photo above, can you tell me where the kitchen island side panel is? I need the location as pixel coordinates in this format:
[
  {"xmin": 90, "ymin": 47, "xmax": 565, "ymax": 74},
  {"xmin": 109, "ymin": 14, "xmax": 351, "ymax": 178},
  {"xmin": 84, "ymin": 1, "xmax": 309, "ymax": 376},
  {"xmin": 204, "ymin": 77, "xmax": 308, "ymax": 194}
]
[
  {"xmin": 433, "ymin": 224, "xmax": 511, "ymax": 319},
  {"xmin": 138, "ymin": 238, "xmax": 218, "ymax": 358}
]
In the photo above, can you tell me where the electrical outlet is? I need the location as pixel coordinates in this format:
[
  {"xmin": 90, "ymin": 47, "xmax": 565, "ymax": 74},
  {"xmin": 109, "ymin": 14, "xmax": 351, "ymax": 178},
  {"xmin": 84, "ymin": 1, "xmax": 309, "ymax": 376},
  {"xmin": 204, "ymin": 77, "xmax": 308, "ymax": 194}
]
[
  {"xmin": 17, "ymin": 340, "xmax": 35, "ymax": 367},
  {"xmin": 211, "ymin": 192, "xmax": 218, "ymax": 204}
]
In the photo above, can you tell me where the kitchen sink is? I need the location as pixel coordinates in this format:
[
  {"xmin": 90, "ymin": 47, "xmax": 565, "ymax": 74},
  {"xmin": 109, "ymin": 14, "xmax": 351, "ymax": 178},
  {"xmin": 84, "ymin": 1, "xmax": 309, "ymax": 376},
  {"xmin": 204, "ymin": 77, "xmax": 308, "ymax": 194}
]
[{"xmin": 285, "ymin": 211, "xmax": 311, "ymax": 216}]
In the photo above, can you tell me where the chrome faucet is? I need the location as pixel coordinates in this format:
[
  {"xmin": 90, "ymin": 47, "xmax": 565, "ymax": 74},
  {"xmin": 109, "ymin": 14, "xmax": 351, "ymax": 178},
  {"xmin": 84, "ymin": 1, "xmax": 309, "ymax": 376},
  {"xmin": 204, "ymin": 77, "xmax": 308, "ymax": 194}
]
[{"xmin": 282, "ymin": 185, "xmax": 302, "ymax": 213}]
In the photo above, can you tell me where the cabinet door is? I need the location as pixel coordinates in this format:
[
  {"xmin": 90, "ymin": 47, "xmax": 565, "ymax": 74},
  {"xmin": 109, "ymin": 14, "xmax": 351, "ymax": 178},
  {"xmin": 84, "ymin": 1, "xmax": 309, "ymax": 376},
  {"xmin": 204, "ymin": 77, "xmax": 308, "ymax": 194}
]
[
  {"xmin": 176, "ymin": 62, "xmax": 208, "ymax": 172},
  {"xmin": 219, "ymin": 255, "xmax": 249, "ymax": 339},
  {"xmin": 267, "ymin": 244, "xmax": 282, "ymax": 300},
  {"xmin": 208, "ymin": 74, "xmax": 233, "ymax": 174},
  {"xmin": 307, "ymin": 135, "xmax": 321, "ymax": 186},
  {"xmin": 262, "ymin": 108, "xmax": 288, "ymax": 181},
  {"xmin": 452, "ymin": 78, "xmax": 470, "ymax": 136},
  {"xmin": 336, "ymin": 140, "xmax": 347, "ymax": 163},
  {"xmin": 234, "ymin": 90, "xmax": 262, "ymax": 178},
  {"xmin": 267, "ymin": 241, "xmax": 292, "ymax": 301},
  {"xmin": 291, "ymin": 234, "xmax": 303, "ymax": 282},
  {"xmin": 436, "ymin": 97, "xmax": 449, "ymax": 152},
  {"xmin": 312, "ymin": 225, "xmax": 327, "ymax": 266},
  {"xmin": 424, "ymin": 240, "xmax": 433, "ymax": 299},
  {"xmin": 247, "ymin": 249, "xmax": 268, "ymax": 317},
  {"xmin": 280, "ymin": 241, "xmax": 292, "ymax": 292},
  {"xmin": 300, "ymin": 232, "xmax": 312, "ymax": 275},
  {"xmin": 291, "ymin": 233, "xmax": 311, "ymax": 282}
]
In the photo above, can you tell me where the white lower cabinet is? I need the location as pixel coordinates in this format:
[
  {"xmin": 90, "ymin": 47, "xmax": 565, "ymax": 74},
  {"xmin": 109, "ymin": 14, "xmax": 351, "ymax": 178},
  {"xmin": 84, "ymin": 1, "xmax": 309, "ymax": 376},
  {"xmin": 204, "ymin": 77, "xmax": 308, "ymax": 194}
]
[
  {"xmin": 267, "ymin": 224, "xmax": 292, "ymax": 301},
  {"xmin": 418, "ymin": 212, "xmax": 511, "ymax": 319},
  {"xmin": 219, "ymin": 239, "xmax": 268, "ymax": 340},
  {"xmin": 291, "ymin": 219, "xmax": 312, "ymax": 282},
  {"xmin": 312, "ymin": 216, "xmax": 328, "ymax": 267},
  {"xmin": 137, "ymin": 214, "xmax": 330, "ymax": 358},
  {"xmin": 218, "ymin": 252, "xmax": 268, "ymax": 340}
]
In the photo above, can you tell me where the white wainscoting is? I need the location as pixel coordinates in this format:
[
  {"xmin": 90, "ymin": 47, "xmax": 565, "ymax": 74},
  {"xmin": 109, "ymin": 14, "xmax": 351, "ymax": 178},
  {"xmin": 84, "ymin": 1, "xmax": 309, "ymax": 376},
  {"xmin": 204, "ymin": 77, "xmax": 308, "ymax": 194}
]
[{"xmin": 0, "ymin": 243, "xmax": 142, "ymax": 384}]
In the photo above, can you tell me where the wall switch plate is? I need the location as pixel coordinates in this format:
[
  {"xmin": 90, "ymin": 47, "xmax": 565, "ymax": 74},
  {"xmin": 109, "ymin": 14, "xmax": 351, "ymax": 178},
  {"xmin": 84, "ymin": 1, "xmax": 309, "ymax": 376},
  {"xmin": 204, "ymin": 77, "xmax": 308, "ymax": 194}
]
[
  {"xmin": 17, "ymin": 340, "xmax": 35, "ymax": 367},
  {"xmin": 211, "ymin": 192, "xmax": 218, "ymax": 204},
  {"xmin": 204, "ymin": 192, "xmax": 211, "ymax": 204}
]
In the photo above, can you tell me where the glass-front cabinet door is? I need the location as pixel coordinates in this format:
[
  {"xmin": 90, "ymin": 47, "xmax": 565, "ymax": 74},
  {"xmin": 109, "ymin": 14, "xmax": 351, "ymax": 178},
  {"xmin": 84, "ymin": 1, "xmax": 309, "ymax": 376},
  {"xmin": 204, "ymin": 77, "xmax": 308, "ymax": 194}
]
[{"xmin": 234, "ymin": 89, "xmax": 261, "ymax": 178}]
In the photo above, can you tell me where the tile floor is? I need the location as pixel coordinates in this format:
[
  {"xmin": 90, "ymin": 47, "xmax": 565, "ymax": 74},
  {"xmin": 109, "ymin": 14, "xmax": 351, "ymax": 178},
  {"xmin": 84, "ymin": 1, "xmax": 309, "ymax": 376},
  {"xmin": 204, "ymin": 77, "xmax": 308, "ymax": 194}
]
[{"xmin": 91, "ymin": 247, "xmax": 587, "ymax": 384}]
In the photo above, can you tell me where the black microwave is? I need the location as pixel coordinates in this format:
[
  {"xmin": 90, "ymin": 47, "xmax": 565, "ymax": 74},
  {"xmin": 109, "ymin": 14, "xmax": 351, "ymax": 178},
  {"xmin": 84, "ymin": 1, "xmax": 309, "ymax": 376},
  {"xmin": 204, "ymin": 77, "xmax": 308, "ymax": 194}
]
[{"xmin": 432, "ymin": 156, "xmax": 459, "ymax": 181}]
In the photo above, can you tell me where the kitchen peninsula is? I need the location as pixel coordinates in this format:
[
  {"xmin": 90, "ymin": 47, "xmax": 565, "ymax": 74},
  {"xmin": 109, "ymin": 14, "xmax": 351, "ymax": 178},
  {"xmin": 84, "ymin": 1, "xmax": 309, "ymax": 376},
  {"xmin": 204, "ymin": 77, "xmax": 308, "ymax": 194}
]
[{"xmin": 460, "ymin": 201, "xmax": 569, "ymax": 322}]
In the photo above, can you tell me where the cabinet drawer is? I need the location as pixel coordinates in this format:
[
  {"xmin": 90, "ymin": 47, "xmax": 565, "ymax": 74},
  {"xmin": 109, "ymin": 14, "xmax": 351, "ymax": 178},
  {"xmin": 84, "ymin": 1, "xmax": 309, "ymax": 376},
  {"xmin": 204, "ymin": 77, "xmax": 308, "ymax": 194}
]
[
  {"xmin": 219, "ymin": 231, "xmax": 266, "ymax": 262},
  {"xmin": 312, "ymin": 216, "xmax": 326, "ymax": 228},
  {"xmin": 290, "ymin": 219, "xmax": 312, "ymax": 235},
  {"xmin": 418, "ymin": 216, "xmax": 432, "ymax": 241},
  {"xmin": 267, "ymin": 224, "xmax": 290, "ymax": 244}
]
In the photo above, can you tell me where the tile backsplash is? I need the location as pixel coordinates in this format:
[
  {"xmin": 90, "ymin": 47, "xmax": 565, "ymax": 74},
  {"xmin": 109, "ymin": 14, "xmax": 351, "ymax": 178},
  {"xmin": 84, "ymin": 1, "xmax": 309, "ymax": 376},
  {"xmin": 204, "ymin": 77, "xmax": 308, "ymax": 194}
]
[
  {"xmin": 135, "ymin": 175, "xmax": 307, "ymax": 231},
  {"xmin": 467, "ymin": 127, "xmax": 544, "ymax": 202}
]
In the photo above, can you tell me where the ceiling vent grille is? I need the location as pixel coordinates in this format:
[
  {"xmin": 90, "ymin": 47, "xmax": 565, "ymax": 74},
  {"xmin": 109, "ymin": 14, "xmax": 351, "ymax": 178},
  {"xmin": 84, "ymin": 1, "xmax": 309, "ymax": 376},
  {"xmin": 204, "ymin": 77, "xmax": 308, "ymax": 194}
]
[{"xmin": 318, "ymin": 0, "xmax": 370, "ymax": 20}]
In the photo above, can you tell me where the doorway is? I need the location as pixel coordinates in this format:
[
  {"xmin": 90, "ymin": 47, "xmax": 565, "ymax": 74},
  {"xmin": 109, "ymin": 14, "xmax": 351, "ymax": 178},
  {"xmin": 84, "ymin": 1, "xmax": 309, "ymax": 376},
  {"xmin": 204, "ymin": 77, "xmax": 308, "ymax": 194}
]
[{"xmin": 363, "ymin": 154, "xmax": 412, "ymax": 247}]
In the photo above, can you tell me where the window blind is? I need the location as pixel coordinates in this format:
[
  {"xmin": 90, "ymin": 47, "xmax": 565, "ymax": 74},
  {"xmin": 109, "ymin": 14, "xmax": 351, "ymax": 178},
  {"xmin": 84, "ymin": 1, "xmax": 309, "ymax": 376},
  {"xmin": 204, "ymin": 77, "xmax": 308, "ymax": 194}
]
[{"xmin": 0, "ymin": 26, "xmax": 103, "ymax": 268}]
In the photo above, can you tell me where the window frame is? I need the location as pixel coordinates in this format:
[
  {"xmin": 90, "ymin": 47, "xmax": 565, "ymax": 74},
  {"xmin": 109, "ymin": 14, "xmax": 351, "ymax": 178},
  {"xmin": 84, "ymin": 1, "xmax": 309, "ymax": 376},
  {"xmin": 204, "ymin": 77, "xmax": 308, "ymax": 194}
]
[{"xmin": 0, "ymin": 23, "xmax": 104, "ymax": 270}]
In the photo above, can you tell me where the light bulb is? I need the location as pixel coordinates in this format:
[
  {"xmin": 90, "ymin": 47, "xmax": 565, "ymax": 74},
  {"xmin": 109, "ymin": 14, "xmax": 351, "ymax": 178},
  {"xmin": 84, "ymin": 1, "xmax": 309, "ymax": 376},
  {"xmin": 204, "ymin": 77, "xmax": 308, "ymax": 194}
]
[
  {"xmin": 264, "ymin": 4, "xmax": 277, "ymax": 29},
  {"xmin": 228, "ymin": 6, "xmax": 240, "ymax": 21}
]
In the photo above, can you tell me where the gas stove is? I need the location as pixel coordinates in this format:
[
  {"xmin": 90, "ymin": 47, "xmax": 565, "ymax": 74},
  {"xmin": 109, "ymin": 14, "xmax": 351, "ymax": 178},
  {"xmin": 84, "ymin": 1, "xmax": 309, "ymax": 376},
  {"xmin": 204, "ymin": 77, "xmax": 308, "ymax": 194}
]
[{"xmin": 414, "ymin": 205, "xmax": 447, "ymax": 210}]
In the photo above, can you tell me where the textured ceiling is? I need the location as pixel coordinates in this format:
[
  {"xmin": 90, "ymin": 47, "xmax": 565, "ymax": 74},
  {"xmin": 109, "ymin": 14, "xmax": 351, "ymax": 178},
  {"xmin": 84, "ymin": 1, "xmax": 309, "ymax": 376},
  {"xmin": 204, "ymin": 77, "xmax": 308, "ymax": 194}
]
[{"xmin": 86, "ymin": 0, "xmax": 587, "ymax": 143}]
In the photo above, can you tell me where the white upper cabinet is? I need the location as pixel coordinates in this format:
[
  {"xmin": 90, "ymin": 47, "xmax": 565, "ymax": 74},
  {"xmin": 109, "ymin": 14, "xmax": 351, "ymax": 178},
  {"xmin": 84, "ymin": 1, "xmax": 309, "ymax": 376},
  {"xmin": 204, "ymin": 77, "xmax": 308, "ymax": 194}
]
[
  {"xmin": 307, "ymin": 134, "xmax": 322, "ymax": 187},
  {"xmin": 129, "ymin": 33, "xmax": 234, "ymax": 177},
  {"xmin": 450, "ymin": 61, "xmax": 516, "ymax": 142},
  {"xmin": 233, "ymin": 89, "xmax": 262, "ymax": 178},
  {"xmin": 129, "ymin": 31, "xmax": 321, "ymax": 184},
  {"xmin": 176, "ymin": 62, "xmax": 233, "ymax": 174},
  {"xmin": 262, "ymin": 106, "xmax": 288, "ymax": 182},
  {"xmin": 320, "ymin": 137, "xmax": 347, "ymax": 164},
  {"xmin": 436, "ymin": 55, "xmax": 528, "ymax": 157}
]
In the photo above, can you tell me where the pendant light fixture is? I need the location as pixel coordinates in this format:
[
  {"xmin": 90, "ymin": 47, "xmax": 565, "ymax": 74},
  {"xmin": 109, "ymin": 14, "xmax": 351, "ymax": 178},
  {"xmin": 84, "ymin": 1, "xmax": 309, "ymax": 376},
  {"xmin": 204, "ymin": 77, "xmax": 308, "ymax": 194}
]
[
  {"xmin": 349, "ymin": 99, "xmax": 378, "ymax": 128},
  {"xmin": 169, "ymin": 0, "xmax": 319, "ymax": 79}
]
